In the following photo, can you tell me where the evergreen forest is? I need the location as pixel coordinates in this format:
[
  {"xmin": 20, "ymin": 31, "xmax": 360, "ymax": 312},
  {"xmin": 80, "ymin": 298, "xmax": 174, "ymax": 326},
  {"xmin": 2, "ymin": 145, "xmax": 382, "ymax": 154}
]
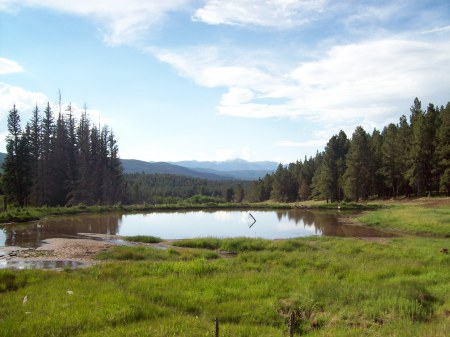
[
  {"xmin": 1, "ymin": 103, "xmax": 123, "ymax": 207},
  {"xmin": 248, "ymin": 98, "xmax": 450, "ymax": 202},
  {"xmin": 124, "ymin": 173, "xmax": 249, "ymax": 204}
]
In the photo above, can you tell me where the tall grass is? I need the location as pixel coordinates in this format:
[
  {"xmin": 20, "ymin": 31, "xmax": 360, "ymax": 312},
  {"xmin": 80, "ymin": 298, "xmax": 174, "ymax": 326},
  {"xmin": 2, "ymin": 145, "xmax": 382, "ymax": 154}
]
[
  {"xmin": 358, "ymin": 205, "xmax": 450, "ymax": 236},
  {"xmin": 1, "ymin": 236, "xmax": 449, "ymax": 336}
]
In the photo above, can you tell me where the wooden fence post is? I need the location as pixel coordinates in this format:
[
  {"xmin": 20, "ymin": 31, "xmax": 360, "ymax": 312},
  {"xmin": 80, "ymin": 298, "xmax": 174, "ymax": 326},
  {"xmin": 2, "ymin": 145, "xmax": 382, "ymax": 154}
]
[
  {"xmin": 289, "ymin": 311, "xmax": 295, "ymax": 337},
  {"xmin": 215, "ymin": 317, "xmax": 219, "ymax": 337}
]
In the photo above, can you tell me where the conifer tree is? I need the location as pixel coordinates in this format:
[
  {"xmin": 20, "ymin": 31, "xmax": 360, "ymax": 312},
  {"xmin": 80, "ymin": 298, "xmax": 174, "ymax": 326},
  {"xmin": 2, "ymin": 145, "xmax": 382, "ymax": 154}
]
[
  {"xmin": 28, "ymin": 104, "xmax": 42, "ymax": 204},
  {"xmin": 380, "ymin": 123, "xmax": 402, "ymax": 197},
  {"xmin": 2, "ymin": 105, "xmax": 31, "ymax": 207},
  {"xmin": 343, "ymin": 126, "xmax": 372, "ymax": 201},
  {"xmin": 436, "ymin": 103, "xmax": 450, "ymax": 195}
]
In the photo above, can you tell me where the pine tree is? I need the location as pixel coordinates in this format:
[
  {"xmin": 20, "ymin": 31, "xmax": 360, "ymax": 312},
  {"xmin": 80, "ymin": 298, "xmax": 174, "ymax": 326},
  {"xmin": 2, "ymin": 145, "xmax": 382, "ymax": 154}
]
[
  {"xmin": 41, "ymin": 102, "xmax": 55, "ymax": 205},
  {"xmin": 271, "ymin": 164, "xmax": 297, "ymax": 202},
  {"xmin": 436, "ymin": 103, "xmax": 450, "ymax": 195},
  {"xmin": 51, "ymin": 112, "xmax": 70, "ymax": 205},
  {"xmin": 343, "ymin": 126, "xmax": 372, "ymax": 201},
  {"xmin": 28, "ymin": 104, "xmax": 42, "ymax": 204},
  {"xmin": 314, "ymin": 131, "xmax": 349, "ymax": 202},
  {"xmin": 380, "ymin": 123, "xmax": 402, "ymax": 197},
  {"xmin": 407, "ymin": 100, "xmax": 437, "ymax": 196},
  {"xmin": 2, "ymin": 105, "xmax": 31, "ymax": 207}
]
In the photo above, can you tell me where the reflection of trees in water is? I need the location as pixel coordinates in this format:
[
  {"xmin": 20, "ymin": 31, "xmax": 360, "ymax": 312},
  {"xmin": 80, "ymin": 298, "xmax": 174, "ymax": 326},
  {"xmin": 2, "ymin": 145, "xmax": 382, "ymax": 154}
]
[
  {"xmin": 2, "ymin": 214, "xmax": 122, "ymax": 248},
  {"xmin": 275, "ymin": 210, "xmax": 390, "ymax": 237}
]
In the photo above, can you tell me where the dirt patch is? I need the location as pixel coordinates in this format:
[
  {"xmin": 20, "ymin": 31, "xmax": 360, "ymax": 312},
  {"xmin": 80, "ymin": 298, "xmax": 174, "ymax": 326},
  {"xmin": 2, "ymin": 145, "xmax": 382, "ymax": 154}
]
[
  {"xmin": 1, "ymin": 238, "xmax": 114, "ymax": 268},
  {"xmin": 36, "ymin": 238, "xmax": 112, "ymax": 260}
]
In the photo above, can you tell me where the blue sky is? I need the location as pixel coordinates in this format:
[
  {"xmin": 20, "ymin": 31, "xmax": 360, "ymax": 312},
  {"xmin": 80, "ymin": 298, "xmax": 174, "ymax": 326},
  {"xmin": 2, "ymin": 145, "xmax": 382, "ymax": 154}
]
[{"xmin": 0, "ymin": 0, "xmax": 449, "ymax": 163}]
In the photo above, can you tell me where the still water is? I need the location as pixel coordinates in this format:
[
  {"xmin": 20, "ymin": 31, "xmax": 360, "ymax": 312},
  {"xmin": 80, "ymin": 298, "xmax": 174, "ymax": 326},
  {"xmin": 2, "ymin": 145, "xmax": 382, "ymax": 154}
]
[{"xmin": 0, "ymin": 210, "xmax": 392, "ymax": 248}]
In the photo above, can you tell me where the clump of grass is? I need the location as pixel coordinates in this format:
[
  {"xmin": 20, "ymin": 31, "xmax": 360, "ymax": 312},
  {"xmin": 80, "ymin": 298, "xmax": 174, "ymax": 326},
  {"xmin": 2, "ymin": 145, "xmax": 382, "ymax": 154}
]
[
  {"xmin": 124, "ymin": 235, "xmax": 162, "ymax": 244},
  {"xmin": 96, "ymin": 245, "xmax": 219, "ymax": 262},
  {"xmin": 173, "ymin": 237, "xmax": 271, "ymax": 253},
  {"xmin": 0, "ymin": 270, "xmax": 18, "ymax": 292},
  {"xmin": 173, "ymin": 237, "xmax": 221, "ymax": 250}
]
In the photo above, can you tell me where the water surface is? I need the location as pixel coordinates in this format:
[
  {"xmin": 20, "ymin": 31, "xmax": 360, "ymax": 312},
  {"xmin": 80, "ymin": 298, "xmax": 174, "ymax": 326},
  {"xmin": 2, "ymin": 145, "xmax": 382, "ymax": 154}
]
[{"xmin": 0, "ymin": 210, "xmax": 392, "ymax": 248}]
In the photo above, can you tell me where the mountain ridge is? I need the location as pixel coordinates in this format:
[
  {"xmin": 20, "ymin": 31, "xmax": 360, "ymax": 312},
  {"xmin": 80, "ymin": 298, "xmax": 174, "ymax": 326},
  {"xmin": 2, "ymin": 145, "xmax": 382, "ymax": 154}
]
[
  {"xmin": 122, "ymin": 158, "xmax": 277, "ymax": 180},
  {"xmin": 0, "ymin": 152, "xmax": 276, "ymax": 180},
  {"xmin": 170, "ymin": 158, "xmax": 279, "ymax": 172}
]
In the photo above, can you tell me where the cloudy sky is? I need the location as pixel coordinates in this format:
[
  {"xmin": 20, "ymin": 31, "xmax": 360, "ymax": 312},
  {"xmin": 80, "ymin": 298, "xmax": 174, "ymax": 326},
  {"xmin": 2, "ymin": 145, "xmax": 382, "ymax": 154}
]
[{"xmin": 1, "ymin": 0, "xmax": 449, "ymax": 163}]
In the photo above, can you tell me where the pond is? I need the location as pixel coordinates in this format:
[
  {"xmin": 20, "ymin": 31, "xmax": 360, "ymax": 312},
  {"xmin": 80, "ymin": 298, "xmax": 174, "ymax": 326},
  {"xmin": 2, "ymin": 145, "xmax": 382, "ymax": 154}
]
[{"xmin": 0, "ymin": 209, "xmax": 392, "ymax": 248}]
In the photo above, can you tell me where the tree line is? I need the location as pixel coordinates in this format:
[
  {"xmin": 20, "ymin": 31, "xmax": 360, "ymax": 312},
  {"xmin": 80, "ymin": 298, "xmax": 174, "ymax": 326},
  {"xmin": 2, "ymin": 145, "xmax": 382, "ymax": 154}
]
[
  {"xmin": 248, "ymin": 98, "xmax": 450, "ymax": 202},
  {"xmin": 1, "ymin": 103, "xmax": 123, "ymax": 207},
  {"xmin": 124, "ymin": 173, "xmax": 249, "ymax": 204}
]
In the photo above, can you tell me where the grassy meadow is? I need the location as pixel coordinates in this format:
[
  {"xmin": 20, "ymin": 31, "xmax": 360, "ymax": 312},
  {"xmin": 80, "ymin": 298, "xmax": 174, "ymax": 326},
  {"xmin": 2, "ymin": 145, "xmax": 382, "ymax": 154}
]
[{"xmin": 0, "ymin": 198, "xmax": 449, "ymax": 336}]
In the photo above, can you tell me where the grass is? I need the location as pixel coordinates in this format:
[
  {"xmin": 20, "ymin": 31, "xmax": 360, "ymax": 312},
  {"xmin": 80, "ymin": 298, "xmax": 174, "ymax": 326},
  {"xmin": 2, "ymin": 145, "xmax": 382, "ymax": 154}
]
[
  {"xmin": 1, "ymin": 236, "xmax": 449, "ymax": 336},
  {"xmin": 124, "ymin": 235, "xmax": 163, "ymax": 244},
  {"xmin": 357, "ymin": 201, "xmax": 450, "ymax": 236}
]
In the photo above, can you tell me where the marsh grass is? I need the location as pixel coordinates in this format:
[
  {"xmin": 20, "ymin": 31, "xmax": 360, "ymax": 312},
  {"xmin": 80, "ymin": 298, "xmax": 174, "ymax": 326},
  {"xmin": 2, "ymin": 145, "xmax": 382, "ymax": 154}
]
[
  {"xmin": 1, "ymin": 236, "xmax": 449, "ymax": 336},
  {"xmin": 358, "ymin": 204, "xmax": 450, "ymax": 236},
  {"xmin": 124, "ymin": 235, "xmax": 162, "ymax": 243}
]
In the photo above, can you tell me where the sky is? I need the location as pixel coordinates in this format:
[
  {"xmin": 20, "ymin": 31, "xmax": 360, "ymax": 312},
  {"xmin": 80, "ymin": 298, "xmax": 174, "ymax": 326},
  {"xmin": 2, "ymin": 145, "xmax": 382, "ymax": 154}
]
[{"xmin": 0, "ymin": 0, "xmax": 449, "ymax": 164}]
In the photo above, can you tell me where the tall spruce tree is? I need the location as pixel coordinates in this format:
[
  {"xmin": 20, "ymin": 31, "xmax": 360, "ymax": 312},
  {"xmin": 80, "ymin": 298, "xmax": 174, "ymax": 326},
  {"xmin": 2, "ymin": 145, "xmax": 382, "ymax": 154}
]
[
  {"xmin": 2, "ymin": 105, "xmax": 30, "ymax": 207},
  {"xmin": 407, "ymin": 100, "xmax": 437, "ymax": 195},
  {"xmin": 28, "ymin": 104, "xmax": 42, "ymax": 204},
  {"xmin": 380, "ymin": 123, "xmax": 402, "ymax": 197},
  {"xmin": 313, "ymin": 131, "xmax": 349, "ymax": 202},
  {"xmin": 343, "ymin": 126, "xmax": 372, "ymax": 201},
  {"xmin": 41, "ymin": 102, "xmax": 55, "ymax": 205},
  {"xmin": 436, "ymin": 103, "xmax": 450, "ymax": 195}
]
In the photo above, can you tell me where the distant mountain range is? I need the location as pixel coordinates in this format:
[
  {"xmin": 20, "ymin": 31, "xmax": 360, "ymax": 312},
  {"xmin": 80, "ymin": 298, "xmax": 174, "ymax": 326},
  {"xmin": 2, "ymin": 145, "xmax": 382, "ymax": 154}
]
[
  {"xmin": 0, "ymin": 152, "xmax": 277, "ymax": 180},
  {"xmin": 122, "ymin": 158, "xmax": 278, "ymax": 180}
]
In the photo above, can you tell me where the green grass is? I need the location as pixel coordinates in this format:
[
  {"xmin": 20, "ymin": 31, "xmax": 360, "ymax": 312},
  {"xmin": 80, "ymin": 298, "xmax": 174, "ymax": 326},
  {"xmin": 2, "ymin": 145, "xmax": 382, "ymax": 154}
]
[
  {"xmin": 124, "ymin": 235, "xmax": 163, "ymax": 244},
  {"xmin": 358, "ymin": 204, "xmax": 450, "ymax": 236},
  {"xmin": 1, "ymin": 236, "xmax": 449, "ymax": 336}
]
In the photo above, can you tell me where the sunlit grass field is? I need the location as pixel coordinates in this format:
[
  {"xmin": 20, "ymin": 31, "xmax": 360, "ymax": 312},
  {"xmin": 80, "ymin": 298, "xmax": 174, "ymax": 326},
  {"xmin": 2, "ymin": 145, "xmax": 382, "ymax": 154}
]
[
  {"xmin": 358, "ymin": 199, "xmax": 450, "ymax": 236},
  {"xmin": 1, "ymin": 235, "xmax": 449, "ymax": 336}
]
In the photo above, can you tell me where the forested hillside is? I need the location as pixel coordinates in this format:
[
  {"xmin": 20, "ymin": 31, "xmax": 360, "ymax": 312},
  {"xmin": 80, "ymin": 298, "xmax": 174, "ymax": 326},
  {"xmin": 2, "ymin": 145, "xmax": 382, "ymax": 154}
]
[
  {"xmin": 248, "ymin": 98, "xmax": 450, "ymax": 202},
  {"xmin": 1, "ymin": 103, "xmax": 123, "ymax": 207},
  {"xmin": 124, "ymin": 173, "xmax": 249, "ymax": 204}
]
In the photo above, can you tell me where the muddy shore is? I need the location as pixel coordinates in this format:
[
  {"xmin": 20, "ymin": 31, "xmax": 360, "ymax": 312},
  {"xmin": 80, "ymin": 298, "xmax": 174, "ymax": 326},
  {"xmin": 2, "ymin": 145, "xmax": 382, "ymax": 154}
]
[{"xmin": 0, "ymin": 236, "xmax": 114, "ymax": 267}]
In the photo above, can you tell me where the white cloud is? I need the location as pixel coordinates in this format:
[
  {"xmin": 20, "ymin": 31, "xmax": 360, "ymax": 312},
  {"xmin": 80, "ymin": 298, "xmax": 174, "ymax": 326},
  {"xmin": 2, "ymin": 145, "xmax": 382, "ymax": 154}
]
[
  {"xmin": 193, "ymin": 0, "xmax": 327, "ymax": 28},
  {"xmin": 0, "ymin": 83, "xmax": 107, "ymax": 131},
  {"xmin": 154, "ymin": 36, "xmax": 450, "ymax": 130},
  {"xmin": 0, "ymin": 0, "xmax": 190, "ymax": 45},
  {"xmin": 0, "ymin": 83, "xmax": 48, "ymax": 116},
  {"xmin": 154, "ymin": 47, "xmax": 271, "ymax": 88},
  {"xmin": 0, "ymin": 58, "xmax": 24, "ymax": 74},
  {"xmin": 220, "ymin": 88, "xmax": 254, "ymax": 106}
]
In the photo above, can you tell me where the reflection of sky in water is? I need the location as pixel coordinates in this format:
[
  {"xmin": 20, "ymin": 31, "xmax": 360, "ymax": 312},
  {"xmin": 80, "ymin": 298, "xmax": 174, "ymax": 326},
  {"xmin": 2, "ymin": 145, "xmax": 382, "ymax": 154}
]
[{"xmin": 116, "ymin": 211, "xmax": 321, "ymax": 240}]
